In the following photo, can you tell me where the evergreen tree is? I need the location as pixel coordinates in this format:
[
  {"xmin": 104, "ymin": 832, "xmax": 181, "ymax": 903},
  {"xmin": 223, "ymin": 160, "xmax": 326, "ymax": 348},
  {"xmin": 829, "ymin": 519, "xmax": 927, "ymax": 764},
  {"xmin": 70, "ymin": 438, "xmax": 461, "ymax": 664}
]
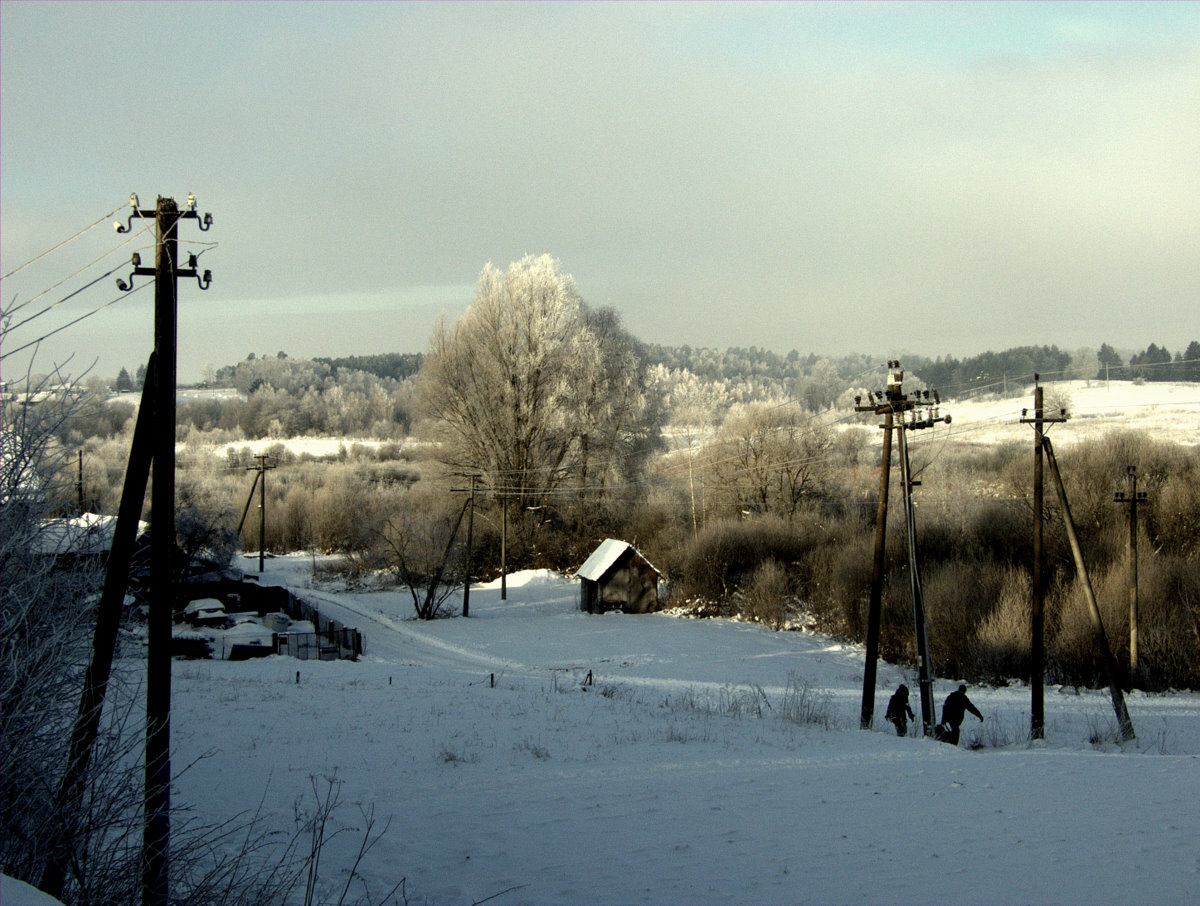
[{"xmin": 1096, "ymin": 343, "xmax": 1124, "ymax": 380}]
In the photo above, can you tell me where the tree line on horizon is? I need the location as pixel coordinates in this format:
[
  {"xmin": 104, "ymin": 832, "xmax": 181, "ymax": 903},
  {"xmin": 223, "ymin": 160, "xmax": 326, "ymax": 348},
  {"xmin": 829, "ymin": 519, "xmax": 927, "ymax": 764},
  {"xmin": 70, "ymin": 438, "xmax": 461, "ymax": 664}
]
[{"xmin": 106, "ymin": 335, "xmax": 1200, "ymax": 400}]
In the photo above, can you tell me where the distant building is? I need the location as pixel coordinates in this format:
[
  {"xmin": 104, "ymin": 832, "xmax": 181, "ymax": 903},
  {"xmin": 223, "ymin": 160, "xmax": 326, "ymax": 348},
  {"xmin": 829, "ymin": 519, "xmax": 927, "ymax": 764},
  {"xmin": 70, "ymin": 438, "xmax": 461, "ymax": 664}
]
[{"xmin": 577, "ymin": 539, "xmax": 661, "ymax": 614}]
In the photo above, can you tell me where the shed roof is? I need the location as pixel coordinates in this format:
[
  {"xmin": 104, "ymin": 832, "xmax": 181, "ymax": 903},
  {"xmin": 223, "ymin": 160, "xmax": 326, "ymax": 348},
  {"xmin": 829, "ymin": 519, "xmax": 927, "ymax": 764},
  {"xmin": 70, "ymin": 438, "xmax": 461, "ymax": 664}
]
[
  {"xmin": 577, "ymin": 538, "xmax": 660, "ymax": 582},
  {"xmin": 33, "ymin": 513, "xmax": 126, "ymax": 556}
]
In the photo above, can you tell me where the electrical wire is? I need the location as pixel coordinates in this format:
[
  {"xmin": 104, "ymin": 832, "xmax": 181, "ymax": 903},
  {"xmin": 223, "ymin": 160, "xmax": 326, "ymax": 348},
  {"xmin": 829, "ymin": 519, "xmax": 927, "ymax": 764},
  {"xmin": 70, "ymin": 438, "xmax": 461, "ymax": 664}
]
[
  {"xmin": 2, "ymin": 220, "xmax": 155, "ymax": 320},
  {"xmin": 1, "ymin": 202, "xmax": 128, "ymax": 280},
  {"xmin": 2, "ymin": 280, "xmax": 151, "ymax": 360},
  {"xmin": 4, "ymin": 261, "xmax": 131, "ymax": 336}
]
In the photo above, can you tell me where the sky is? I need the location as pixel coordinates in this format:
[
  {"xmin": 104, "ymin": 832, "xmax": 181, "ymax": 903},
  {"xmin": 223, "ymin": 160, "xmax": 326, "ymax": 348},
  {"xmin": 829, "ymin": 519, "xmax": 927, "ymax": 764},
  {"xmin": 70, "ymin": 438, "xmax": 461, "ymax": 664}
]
[{"xmin": 2, "ymin": 1, "xmax": 1198, "ymax": 384}]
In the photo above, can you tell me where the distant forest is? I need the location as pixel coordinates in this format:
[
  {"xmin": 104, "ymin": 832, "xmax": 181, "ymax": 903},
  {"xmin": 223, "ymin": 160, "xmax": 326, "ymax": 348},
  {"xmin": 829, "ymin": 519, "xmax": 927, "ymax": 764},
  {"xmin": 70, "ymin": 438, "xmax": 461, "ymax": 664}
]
[
  {"xmin": 96, "ymin": 340, "xmax": 1200, "ymax": 442},
  {"xmin": 191, "ymin": 339, "xmax": 1198, "ymax": 396}
]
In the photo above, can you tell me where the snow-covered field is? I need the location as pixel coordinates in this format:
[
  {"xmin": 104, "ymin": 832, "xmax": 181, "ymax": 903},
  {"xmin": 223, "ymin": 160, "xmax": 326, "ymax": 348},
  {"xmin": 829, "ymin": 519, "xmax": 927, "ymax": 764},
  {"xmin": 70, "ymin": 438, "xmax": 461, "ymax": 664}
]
[
  {"xmin": 928, "ymin": 379, "xmax": 1200, "ymax": 448},
  {"xmin": 186, "ymin": 380, "xmax": 1200, "ymax": 462},
  {"xmin": 158, "ymin": 556, "xmax": 1200, "ymax": 906}
]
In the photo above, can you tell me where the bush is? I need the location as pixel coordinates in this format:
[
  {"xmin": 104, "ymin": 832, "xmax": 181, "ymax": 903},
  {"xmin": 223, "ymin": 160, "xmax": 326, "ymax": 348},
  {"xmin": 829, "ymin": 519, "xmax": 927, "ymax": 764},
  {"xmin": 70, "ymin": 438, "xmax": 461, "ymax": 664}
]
[
  {"xmin": 923, "ymin": 558, "xmax": 1010, "ymax": 680},
  {"xmin": 674, "ymin": 516, "xmax": 815, "ymax": 604},
  {"xmin": 740, "ymin": 559, "xmax": 792, "ymax": 629},
  {"xmin": 968, "ymin": 568, "xmax": 1032, "ymax": 683}
]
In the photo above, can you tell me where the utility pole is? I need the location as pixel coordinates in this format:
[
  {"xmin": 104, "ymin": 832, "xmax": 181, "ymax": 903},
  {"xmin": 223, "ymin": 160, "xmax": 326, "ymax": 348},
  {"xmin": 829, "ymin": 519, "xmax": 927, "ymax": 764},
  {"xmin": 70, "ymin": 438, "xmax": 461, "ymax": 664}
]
[
  {"xmin": 238, "ymin": 455, "xmax": 276, "ymax": 573},
  {"xmin": 1114, "ymin": 466, "xmax": 1148, "ymax": 679},
  {"xmin": 77, "ymin": 450, "xmax": 85, "ymax": 513},
  {"xmin": 1020, "ymin": 378, "xmax": 1066, "ymax": 740},
  {"xmin": 463, "ymin": 474, "xmax": 477, "ymax": 617},
  {"xmin": 115, "ymin": 193, "xmax": 212, "ymax": 906},
  {"xmin": 1043, "ymin": 437, "xmax": 1135, "ymax": 741},
  {"xmin": 855, "ymin": 380, "xmax": 895, "ymax": 729},
  {"xmin": 42, "ymin": 355, "xmax": 157, "ymax": 899},
  {"xmin": 500, "ymin": 493, "xmax": 508, "ymax": 601},
  {"xmin": 854, "ymin": 362, "xmax": 949, "ymax": 733}
]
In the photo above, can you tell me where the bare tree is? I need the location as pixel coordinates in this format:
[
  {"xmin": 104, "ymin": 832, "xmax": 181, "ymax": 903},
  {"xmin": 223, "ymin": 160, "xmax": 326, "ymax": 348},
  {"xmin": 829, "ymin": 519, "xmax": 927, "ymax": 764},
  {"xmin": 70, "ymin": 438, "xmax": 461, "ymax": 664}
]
[
  {"xmin": 706, "ymin": 401, "xmax": 833, "ymax": 523},
  {"xmin": 0, "ymin": 364, "xmax": 106, "ymax": 888},
  {"xmin": 381, "ymin": 488, "xmax": 468, "ymax": 619}
]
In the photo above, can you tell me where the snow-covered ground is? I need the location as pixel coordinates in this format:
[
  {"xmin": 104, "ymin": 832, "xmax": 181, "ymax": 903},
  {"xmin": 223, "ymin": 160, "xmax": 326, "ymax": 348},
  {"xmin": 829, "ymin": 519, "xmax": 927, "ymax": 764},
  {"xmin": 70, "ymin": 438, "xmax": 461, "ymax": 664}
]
[
  {"xmin": 932, "ymin": 379, "xmax": 1200, "ymax": 448},
  {"xmin": 187, "ymin": 380, "xmax": 1200, "ymax": 462},
  {"xmin": 160, "ymin": 556, "xmax": 1200, "ymax": 906}
]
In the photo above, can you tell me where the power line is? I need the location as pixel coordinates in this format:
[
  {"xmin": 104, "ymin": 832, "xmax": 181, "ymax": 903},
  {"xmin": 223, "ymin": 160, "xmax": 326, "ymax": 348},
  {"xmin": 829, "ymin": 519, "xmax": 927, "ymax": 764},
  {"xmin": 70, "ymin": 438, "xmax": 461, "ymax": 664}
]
[
  {"xmin": 1, "ymin": 201, "xmax": 128, "ymax": 280},
  {"xmin": 4, "ymin": 261, "xmax": 130, "ymax": 336},
  {"xmin": 3, "ymin": 220, "xmax": 156, "ymax": 320},
  {"xmin": 1, "ymin": 280, "xmax": 151, "ymax": 360}
]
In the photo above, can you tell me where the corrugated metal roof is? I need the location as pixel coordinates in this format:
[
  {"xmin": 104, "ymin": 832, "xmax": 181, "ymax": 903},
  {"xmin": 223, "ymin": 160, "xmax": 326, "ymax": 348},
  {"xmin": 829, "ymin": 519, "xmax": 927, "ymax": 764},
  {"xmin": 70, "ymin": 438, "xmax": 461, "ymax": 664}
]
[{"xmin": 577, "ymin": 538, "xmax": 660, "ymax": 581}]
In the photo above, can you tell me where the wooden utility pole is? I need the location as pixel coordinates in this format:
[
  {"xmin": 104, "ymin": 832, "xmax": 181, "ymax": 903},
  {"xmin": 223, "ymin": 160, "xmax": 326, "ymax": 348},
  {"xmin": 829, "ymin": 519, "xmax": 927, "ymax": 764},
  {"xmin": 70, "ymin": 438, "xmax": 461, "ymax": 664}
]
[
  {"xmin": 41, "ymin": 355, "xmax": 157, "ymax": 898},
  {"xmin": 856, "ymin": 406, "xmax": 893, "ymax": 729},
  {"xmin": 1114, "ymin": 466, "xmax": 1148, "ymax": 679},
  {"xmin": 462, "ymin": 475, "xmax": 478, "ymax": 616},
  {"xmin": 112, "ymin": 193, "xmax": 212, "ymax": 906},
  {"xmin": 144, "ymin": 196, "xmax": 180, "ymax": 906},
  {"xmin": 247, "ymin": 455, "xmax": 276, "ymax": 572},
  {"xmin": 854, "ymin": 362, "xmax": 948, "ymax": 732},
  {"xmin": 1020, "ymin": 379, "xmax": 1066, "ymax": 740},
  {"xmin": 1044, "ymin": 436, "xmax": 1135, "ymax": 741},
  {"xmin": 500, "ymin": 493, "xmax": 508, "ymax": 601}
]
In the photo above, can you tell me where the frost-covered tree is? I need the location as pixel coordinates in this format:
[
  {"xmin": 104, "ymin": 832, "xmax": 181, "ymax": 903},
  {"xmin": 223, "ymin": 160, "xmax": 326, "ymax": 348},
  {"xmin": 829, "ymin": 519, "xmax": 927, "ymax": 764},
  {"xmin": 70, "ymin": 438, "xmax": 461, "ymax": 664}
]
[
  {"xmin": 418, "ymin": 255, "xmax": 660, "ymax": 516},
  {"xmin": 706, "ymin": 401, "xmax": 833, "ymax": 523},
  {"xmin": 662, "ymin": 368, "xmax": 728, "ymax": 534},
  {"xmin": 793, "ymin": 358, "xmax": 844, "ymax": 413},
  {"xmin": 1069, "ymin": 347, "xmax": 1099, "ymax": 386}
]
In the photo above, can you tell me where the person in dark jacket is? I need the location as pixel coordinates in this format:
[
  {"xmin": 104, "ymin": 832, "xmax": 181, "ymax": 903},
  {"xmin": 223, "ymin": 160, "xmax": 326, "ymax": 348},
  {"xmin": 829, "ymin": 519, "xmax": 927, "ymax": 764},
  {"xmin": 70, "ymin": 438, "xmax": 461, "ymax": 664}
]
[
  {"xmin": 884, "ymin": 683, "xmax": 915, "ymax": 736},
  {"xmin": 936, "ymin": 684, "xmax": 983, "ymax": 745}
]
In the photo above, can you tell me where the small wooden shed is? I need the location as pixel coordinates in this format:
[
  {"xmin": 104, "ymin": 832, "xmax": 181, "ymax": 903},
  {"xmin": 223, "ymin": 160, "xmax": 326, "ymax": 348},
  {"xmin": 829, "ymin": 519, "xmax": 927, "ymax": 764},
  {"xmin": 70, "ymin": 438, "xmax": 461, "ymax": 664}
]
[{"xmin": 577, "ymin": 539, "xmax": 661, "ymax": 614}]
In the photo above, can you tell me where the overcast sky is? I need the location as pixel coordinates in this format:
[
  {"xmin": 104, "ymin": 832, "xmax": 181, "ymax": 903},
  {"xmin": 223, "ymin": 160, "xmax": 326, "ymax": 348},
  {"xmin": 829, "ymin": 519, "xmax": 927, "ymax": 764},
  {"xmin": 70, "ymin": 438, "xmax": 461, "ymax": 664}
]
[{"xmin": 2, "ymin": 1, "xmax": 1198, "ymax": 383}]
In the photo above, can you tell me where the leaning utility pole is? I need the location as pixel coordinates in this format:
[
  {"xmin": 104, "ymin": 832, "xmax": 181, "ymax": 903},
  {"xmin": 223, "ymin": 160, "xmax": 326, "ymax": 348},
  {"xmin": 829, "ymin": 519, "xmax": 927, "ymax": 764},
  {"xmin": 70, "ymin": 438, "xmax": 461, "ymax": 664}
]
[
  {"xmin": 115, "ymin": 193, "xmax": 212, "ymax": 906},
  {"xmin": 1020, "ymin": 378, "xmax": 1064, "ymax": 740},
  {"xmin": 1114, "ymin": 466, "xmax": 1148, "ymax": 679},
  {"xmin": 41, "ymin": 354, "xmax": 158, "ymax": 899},
  {"xmin": 854, "ymin": 362, "xmax": 949, "ymax": 733},
  {"xmin": 237, "ymin": 455, "xmax": 276, "ymax": 573},
  {"xmin": 1043, "ymin": 436, "xmax": 1135, "ymax": 741}
]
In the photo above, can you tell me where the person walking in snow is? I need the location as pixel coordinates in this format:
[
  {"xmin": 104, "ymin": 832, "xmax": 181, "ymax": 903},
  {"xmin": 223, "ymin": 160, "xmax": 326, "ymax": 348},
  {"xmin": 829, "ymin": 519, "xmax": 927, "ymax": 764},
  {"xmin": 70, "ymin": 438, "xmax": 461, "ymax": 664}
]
[
  {"xmin": 884, "ymin": 683, "xmax": 915, "ymax": 736},
  {"xmin": 936, "ymin": 684, "xmax": 983, "ymax": 745}
]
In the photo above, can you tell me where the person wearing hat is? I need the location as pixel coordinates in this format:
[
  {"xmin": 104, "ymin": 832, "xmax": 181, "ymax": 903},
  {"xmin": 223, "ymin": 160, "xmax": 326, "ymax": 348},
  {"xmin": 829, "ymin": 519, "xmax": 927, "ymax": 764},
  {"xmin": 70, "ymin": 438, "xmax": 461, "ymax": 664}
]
[
  {"xmin": 884, "ymin": 683, "xmax": 915, "ymax": 736},
  {"xmin": 937, "ymin": 684, "xmax": 983, "ymax": 745}
]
